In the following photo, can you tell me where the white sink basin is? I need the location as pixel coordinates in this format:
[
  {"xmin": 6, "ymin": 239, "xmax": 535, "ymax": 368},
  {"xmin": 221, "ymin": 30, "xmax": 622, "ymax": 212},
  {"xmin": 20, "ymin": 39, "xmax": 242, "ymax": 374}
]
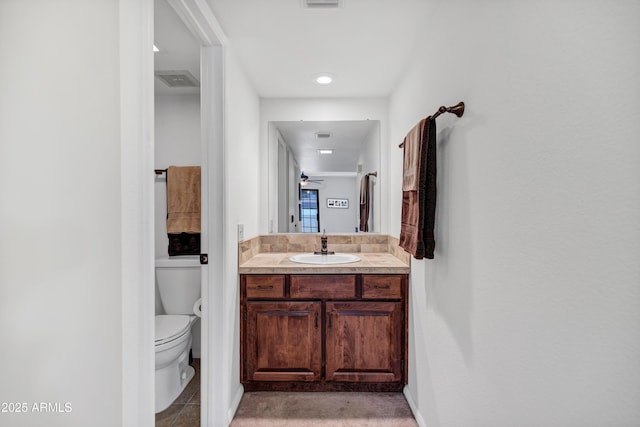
[{"xmin": 289, "ymin": 253, "xmax": 361, "ymax": 265}]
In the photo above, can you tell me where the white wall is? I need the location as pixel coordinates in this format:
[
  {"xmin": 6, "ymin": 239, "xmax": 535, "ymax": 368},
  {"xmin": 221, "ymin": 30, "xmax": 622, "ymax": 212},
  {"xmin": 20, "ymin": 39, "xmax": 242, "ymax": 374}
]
[
  {"xmin": 304, "ymin": 176, "xmax": 358, "ymax": 233},
  {"xmin": 388, "ymin": 2, "xmax": 640, "ymax": 426},
  {"xmin": 154, "ymin": 94, "xmax": 201, "ymax": 257},
  {"xmin": 287, "ymin": 148, "xmax": 300, "ymax": 232},
  {"xmin": 260, "ymin": 97, "xmax": 388, "ymax": 234},
  {"xmin": 222, "ymin": 46, "xmax": 261, "ymax": 422},
  {"xmin": 0, "ymin": 1, "xmax": 123, "ymax": 426},
  {"xmin": 277, "ymin": 136, "xmax": 290, "ymax": 232}
]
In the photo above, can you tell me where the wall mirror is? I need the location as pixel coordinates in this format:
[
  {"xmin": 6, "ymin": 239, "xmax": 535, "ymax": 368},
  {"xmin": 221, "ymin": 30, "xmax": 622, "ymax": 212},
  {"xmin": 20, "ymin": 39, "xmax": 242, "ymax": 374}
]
[{"xmin": 269, "ymin": 120, "xmax": 380, "ymax": 233}]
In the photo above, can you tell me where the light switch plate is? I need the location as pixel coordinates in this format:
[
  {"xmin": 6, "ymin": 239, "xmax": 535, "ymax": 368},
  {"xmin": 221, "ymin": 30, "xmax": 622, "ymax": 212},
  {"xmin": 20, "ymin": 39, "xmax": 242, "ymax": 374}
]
[{"xmin": 237, "ymin": 224, "xmax": 244, "ymax": 241}]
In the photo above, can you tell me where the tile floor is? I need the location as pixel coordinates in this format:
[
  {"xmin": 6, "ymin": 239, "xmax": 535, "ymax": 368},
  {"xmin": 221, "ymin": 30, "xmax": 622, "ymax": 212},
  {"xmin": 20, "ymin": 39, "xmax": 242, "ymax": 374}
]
[
  {"xmin": 155, "ymin": 358, "xmax": 200, "ymax": 427},
  {"xmin": 230, "ymin": 391, "xmax": 418, "ymax": 427}
]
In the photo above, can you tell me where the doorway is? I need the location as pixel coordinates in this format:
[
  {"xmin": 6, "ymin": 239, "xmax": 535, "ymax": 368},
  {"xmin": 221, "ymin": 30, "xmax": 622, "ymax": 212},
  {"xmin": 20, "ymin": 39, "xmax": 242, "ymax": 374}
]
[
  {"xmin": 154, "ymin": 0, "xmax": 202, "ymax": 422},
  {"xmin": 153, "ymin": 0, "xmax": 225, "ymax": 425}
]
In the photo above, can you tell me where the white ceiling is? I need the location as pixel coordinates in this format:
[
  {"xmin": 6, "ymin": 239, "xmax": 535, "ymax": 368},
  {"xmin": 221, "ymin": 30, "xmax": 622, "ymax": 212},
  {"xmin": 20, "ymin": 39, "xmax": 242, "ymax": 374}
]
[
  {"xmin": 274, "ymin": 120, "xmax": 378, "ymax": 174},
  {"xmin": 154, "ymin": 0, "xmax": 427, "ymax": 171},
  {"xmin": 208, "ymin": 0, "xmax": 428, "ymax": 98},
  {"xmin": 154, "ymin": 0, "xmax": 200, "ymax": 95}
]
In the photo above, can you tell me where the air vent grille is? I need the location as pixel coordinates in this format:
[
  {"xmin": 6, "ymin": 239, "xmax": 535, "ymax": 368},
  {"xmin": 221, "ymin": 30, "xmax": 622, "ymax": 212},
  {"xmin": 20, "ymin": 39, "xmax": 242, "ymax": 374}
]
[
  {"xmin": 155, "ymin": 70, "xmax": 200, "ymax": 88},
  {"xmin": 303, "ymin": 0, "xmax": 342, "ymax": 8},
  {"xmin": 315, "ymin": 132, "xmax": 332, "ymax": 139}
]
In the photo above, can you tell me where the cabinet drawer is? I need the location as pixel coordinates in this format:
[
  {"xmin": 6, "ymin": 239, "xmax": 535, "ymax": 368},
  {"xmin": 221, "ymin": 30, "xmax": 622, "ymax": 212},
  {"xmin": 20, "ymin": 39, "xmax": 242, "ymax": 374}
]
[
  {"xmin": 290, "ymin": 275, "xmax": 356, "ymax": 299},
  {"xmin": 362, "ymin": 275, "xmax": 402, "ymax": 299},
  {"xmin": 246, "ymin": 275, "xmax": 285, "ymax": 299}
]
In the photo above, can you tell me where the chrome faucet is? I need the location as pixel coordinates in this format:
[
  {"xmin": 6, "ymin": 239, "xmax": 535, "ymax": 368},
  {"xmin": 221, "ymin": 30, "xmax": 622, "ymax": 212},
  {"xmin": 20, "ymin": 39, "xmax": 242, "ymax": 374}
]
[{"xmin": 314, "ymin": 229, "xmax": 335, "ymax": 255}]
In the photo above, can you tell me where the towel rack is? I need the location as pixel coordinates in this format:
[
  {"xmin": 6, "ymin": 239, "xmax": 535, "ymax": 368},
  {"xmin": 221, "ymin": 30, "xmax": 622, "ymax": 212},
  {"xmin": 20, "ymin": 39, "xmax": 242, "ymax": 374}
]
[
  {"xmin": 367, "ymin": 171, "xmax": 378, "ymax": 177},
  {"xmin": 155, "ymin": 169, "xmax": 167, "ymax": 175},
  {"xmin": 398, "ymin": 101, "xmax": 465, "ymax": 148}
]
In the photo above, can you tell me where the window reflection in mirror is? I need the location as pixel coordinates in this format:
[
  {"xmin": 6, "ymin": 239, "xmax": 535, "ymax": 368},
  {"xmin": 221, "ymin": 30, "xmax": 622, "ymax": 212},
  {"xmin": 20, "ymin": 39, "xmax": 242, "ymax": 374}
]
[{"xmin": 299, "ymin": 188, "xmax": 320, "ymax": 232}]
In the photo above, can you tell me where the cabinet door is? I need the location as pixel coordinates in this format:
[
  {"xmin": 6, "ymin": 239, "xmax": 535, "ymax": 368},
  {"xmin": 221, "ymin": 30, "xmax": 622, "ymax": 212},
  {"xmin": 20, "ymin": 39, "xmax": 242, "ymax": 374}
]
[
  {"xmin": 325, "ymin": 302, "xmax": 403, "ymax": 383},
  {"xmin": 245, "ymin": 301, "xmax": 322, "ymax": 382}
]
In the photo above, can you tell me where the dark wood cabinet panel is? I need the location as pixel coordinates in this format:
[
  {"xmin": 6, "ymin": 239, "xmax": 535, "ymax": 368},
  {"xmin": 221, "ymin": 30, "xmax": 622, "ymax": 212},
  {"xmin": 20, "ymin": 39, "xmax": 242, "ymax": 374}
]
[
  {"xmin": 241, "ymin": 273, "xmax": 407, "ymax": 391},
  {"xmin": 244, "ymin": 301, "xmax": 322, "ymax": 382},
  {"xmin": 245, "ymin": 275, "xmax": 285, "ymax": 299},
  {"xmin": 325, "ymin": 302, "xmax": 403, "ymax": 383},
  {"xmin": 362, "ymin": 275, "xmax": 402, "ymax": 299},
  {"xmin": 290, "ymin": 275, "xmax": 356, "ymax": 299}
]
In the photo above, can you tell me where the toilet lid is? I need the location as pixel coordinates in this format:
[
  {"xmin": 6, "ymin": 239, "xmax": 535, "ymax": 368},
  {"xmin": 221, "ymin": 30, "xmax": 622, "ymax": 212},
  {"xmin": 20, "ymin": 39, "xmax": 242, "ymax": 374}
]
[{"xmin": 155, "ymin": 315, "xmax": 191, "ymax": 345}]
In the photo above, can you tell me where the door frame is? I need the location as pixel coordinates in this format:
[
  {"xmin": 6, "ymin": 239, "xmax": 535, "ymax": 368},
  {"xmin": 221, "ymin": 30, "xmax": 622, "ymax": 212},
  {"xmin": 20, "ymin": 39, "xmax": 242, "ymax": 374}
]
[{"xmin": 119, "ymin": 0, "xmax": 155, "ymax": 425}]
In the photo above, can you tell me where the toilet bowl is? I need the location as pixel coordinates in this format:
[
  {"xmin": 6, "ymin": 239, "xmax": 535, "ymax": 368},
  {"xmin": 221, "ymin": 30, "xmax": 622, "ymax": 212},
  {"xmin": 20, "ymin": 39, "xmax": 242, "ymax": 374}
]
[
  {"xmin": 155, "ymin": 256, "xmax": 202, "ymax": 413},
  {"xmin": 155, "ymin": 314, "xmax": 197, "ymax": 413}
]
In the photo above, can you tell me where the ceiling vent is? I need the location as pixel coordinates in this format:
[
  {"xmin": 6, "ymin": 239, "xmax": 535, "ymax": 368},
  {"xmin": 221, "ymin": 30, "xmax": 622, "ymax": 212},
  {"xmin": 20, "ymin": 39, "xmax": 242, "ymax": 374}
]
[
  {"xmin": 303, "ymin": 0, "xmax": 342, "ymax": 8},
  {"xmin": 155, "ymin": 70, "xmax": 200, "ymax": 88},
  {"xmin": 315, "ymin": 132, "xmax": 332, "ymax": 139}
]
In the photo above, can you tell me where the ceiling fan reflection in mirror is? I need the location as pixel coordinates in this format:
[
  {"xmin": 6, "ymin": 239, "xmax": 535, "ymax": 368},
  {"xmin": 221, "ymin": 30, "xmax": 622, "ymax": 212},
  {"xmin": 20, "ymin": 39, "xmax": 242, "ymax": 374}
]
[{"xmin": 300, "ymin": 172, "xmax": 324, "ymax": 187}]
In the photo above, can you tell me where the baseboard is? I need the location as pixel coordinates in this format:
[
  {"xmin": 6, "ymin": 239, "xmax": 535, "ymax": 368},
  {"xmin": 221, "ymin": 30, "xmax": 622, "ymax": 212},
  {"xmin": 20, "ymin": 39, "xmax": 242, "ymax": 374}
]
[
  {"xmin": 227, "ymin": 384, "xmax": 244, "ymax": 424},
  {"xmin": 403, "ymin": 386, "xmax": 426, "ymax": 427}
]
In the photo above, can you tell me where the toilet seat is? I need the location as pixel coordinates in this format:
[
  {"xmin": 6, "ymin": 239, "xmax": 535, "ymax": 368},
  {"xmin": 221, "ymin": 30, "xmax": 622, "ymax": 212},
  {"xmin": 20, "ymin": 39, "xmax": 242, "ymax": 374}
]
[{"xmin": 155, "ymin": 315, "xmax": 191, "ymax": 346}]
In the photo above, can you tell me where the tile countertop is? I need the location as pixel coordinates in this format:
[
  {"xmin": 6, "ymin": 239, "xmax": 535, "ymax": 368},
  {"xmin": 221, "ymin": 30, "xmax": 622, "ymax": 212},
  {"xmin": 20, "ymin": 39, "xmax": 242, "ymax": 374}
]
[{"xmin": 238, "ymin": 252, "xmax": 410, "ymax": 275}]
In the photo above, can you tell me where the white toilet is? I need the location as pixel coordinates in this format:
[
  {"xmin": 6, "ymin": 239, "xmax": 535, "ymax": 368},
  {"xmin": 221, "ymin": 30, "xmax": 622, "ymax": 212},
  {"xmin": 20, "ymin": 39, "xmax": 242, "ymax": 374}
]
[{"xmin": 155, "ymin": 256, "xmax": 202, "ymax": 413}]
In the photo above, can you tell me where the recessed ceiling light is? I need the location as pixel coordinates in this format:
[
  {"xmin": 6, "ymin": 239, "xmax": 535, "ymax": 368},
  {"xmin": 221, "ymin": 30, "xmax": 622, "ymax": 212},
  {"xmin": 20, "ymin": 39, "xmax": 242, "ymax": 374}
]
[
  {"xmin": 318, "ymin": 149, "xmax": 333, "ymax": 154},
  {"xmin": 313, "ymin": 73, "xmax": 335, "ymax": 85}
]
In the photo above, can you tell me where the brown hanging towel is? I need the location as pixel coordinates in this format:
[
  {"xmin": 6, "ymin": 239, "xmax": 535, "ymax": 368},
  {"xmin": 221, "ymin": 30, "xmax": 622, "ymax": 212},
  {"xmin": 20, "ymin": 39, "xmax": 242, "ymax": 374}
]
[
  {"xmin": 399, "ymin": 117, "xmax": 437, "ymax": 259},
  {"xmin": 359, "ymin": 174, "xmax": 370, "ymax": 232},
  {"xmin": 166, "ymin": 166, "xmax": 201, "ymax": 256}
]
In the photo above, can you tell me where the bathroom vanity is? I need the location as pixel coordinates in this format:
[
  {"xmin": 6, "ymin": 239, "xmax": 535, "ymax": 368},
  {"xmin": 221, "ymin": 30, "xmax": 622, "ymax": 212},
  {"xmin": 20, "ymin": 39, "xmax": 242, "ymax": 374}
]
[{"xmin": 238, "ymin": 234, "xmax": 410, "ymax": 392}]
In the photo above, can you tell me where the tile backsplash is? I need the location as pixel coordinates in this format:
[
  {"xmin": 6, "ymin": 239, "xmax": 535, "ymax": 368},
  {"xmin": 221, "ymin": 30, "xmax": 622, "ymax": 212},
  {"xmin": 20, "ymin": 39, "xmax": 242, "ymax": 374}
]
[{"xmin": 238, "ymin": 234, "xmax": 409, "ymax": 265}]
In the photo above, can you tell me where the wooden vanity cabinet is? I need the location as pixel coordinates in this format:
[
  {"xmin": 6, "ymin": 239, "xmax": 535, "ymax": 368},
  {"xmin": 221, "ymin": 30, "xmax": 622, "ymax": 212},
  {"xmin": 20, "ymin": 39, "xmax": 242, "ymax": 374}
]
[
  {"xmin": 240, "ymin": 273, "xmax": 408, "ymax": 391},
  {"xmin": 245, "ymin": 301, "xmax": 322, "ymax": 382},
  {"xmin": 325, "ymin": 301, "xmax": 403, "ymax": 383}
]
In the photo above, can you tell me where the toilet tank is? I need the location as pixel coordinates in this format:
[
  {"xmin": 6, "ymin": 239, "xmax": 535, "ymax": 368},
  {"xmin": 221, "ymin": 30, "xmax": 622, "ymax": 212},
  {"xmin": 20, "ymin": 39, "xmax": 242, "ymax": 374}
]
[{"xmin": 155, "ymin": 256, "xmax": 201, "ymax": 315}]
